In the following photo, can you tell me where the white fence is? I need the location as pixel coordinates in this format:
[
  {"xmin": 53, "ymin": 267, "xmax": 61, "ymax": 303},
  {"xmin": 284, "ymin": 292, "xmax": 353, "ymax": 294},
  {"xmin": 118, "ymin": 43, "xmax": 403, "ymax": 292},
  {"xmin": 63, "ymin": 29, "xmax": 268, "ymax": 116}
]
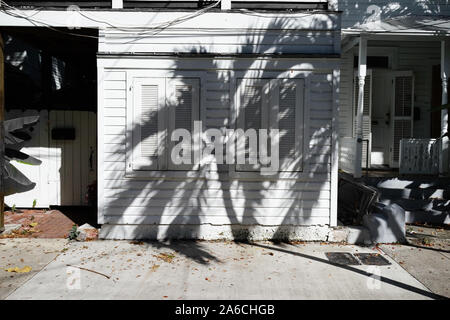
[{"xmin": 399, "ymin": 138, "xmax": 440, "ymax": 175}]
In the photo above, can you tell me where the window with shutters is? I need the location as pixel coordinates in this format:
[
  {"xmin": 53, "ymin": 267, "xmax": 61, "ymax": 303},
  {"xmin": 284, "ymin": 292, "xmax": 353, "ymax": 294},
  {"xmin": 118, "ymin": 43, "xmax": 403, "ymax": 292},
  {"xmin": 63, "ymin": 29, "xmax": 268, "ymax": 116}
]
[
  {"xmin": 127, "ymin": 77, "xmax": 200, "ymax": 174},
  {"xmin": 235, "ymin": 78, "xmax": 304, "ymax": 173}
]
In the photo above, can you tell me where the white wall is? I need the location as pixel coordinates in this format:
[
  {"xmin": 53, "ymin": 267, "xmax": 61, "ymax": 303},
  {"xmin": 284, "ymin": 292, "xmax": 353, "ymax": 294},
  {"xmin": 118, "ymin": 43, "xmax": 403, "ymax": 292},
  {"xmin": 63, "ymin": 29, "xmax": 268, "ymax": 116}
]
[
  {"xmin": 98, "ymin": 57, "xmax": 339, "ymax": 233},
  {"xmin": 95, "ymin": 10, "xmax": 340, "ymax": 238}
]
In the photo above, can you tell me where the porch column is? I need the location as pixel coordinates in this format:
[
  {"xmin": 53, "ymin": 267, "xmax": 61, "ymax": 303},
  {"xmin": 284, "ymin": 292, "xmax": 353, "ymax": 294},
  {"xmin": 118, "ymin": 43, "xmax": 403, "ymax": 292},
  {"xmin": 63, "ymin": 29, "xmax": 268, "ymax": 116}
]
[
  {"xmin": 112, "ymin": 0, "xmax": 123, "ymax": 9},
  {"xmin": 441, "ymin": 40, "xmax": 450, "ymax": 175},
  {"xmin": 354, "ymin": 36, "xmax": 367, "ymax": 178},
  {"xmin": 221, "ymin": 0, "xmax": 232, "ymax": 10}
]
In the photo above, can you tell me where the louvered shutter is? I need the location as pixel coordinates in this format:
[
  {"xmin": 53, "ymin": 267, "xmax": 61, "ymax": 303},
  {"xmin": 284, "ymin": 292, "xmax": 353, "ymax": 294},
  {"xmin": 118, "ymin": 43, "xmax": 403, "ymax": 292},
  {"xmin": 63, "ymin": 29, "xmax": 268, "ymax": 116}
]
[
  {"xmin": 390, "ymin": 71, "xmax": 414, "ymax": 168},
  {"xmin": 270, "ymin": 78, "xmax": 304, "ymax": 172},
  {"xmin": 167, "ymin": 78, "xmax": 200, "ymax": 170},
  {"xmin": 131, "ymin": 78, "xmax": 166, "ymax": 171},
  {"xmin": 353, "ymin": 70, "xmax": 372, "ymax": 168},
  {"xmin": 236, "ymin": 79, "xmax": 269, "ymax": 172}
]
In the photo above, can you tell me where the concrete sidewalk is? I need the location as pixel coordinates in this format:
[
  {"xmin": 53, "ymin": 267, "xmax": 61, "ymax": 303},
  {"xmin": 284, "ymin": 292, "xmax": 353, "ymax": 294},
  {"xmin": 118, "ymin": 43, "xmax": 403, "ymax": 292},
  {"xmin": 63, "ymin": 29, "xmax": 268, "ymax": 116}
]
[
  {"xmin": 379, "ymin": 225, "xmax": 450, "ymax": 298},
  {"xmin": 0, "ymin": 238, "xmax": 69, "ymax": 299},
  {"xmin": 3, "ymin": 240, "xmax": 441, "ymax": 300}
]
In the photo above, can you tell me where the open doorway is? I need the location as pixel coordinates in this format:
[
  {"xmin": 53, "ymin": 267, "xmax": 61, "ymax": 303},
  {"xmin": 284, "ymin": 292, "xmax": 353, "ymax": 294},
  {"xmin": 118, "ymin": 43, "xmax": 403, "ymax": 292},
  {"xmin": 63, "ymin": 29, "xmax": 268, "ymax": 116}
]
[
  {"xmin": 2, "ymin": 27, "xmax": 99, "ymax": 236},
  {"xmin": 353, "ymin": 64, "xmax": 415, "ymax": 170},
  {"xmin": 431, "ymin": 64, "xmax": 442, "ymax": 139}
]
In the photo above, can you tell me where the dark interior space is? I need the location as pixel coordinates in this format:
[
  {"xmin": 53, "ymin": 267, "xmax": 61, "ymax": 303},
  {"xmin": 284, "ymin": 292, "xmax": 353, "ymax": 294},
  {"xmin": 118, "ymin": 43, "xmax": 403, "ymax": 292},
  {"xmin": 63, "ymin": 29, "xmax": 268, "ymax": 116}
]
[
  {"xmin": 50, "ymin": 206, "xmax": 99, "ymax": 228},
  {"xmin": 1, "ymin": 27, "xmax": 97, "ymax": 112},
  {"xmin": 431, "ymin": 64, "xmax": 442, "ymax": 138}
]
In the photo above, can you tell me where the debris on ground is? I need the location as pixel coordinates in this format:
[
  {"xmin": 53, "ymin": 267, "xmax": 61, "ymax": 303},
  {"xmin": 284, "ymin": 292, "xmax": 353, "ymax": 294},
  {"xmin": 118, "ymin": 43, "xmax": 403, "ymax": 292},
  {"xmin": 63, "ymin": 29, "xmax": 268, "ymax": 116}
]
[
  {"xmin": 76, "ymin": 223, "xmax": 98, "ymax": 241},
  {"xmin": 66, "ymin": 264, "xmax": 110, "ymax": 279},
  {"xmin": 153, "ymin": 252, "xmax": 176, "ymax": 263},
  {"xmin": 5, "ymin": 266, "xmax": 32, "ymax": 273},
  {"xmin": 1, "ymin": 209, "xmax": 75, "ymax": 238},
  {"xmin": 150, "ymin": 264, "xmax": 160, "ymax": 272}
]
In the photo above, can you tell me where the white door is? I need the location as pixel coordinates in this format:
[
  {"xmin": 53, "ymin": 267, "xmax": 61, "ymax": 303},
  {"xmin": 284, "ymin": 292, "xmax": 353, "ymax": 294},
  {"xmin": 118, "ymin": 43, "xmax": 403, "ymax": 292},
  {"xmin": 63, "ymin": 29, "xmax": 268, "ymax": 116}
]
[
  {"xmin": 390, "ymin": 71, "xmax": 414, "ymax": 168},
  {"xmin": 371, "ymin": 70, "xmax": 392, "ymax": 166}
]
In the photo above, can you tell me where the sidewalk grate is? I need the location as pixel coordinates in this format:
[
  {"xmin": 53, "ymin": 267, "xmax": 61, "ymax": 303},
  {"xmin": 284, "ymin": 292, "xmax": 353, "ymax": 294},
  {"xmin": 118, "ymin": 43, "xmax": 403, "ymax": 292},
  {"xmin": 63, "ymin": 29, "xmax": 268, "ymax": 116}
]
[
  {"xmin": 354, "ymin": 253, "xmax": 391, "ymax": 266},
  {"xmin": 325, "ymin": 252, "xmax": 361, "ymax": 265}
]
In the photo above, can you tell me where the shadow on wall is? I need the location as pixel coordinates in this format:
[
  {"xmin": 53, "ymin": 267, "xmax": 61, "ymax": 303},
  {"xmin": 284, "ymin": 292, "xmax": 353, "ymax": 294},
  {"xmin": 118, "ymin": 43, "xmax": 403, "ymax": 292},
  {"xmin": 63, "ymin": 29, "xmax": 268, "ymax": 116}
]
[
  {"xmin": 102, "ymin": 16, "xmax": 336, "ymax": 247},
  {"xmin": 339, "ymin": 0, "xmax": 447, "ymax": 29}
]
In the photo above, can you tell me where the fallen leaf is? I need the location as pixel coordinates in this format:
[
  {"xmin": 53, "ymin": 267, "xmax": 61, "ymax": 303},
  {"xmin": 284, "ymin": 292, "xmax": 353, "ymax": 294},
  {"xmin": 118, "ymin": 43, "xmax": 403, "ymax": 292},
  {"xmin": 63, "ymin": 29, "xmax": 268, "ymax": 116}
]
[
  {"xmin": 5, "ymin": 266, "xmax": 32, "ymax": 273},
  {"xmin": 29, "ymin": 222, "xmax": 38, "ymax": 228},
  {"xmin": 150, "ymin": 264, "xmax": 160, "ymax": 272},
  {"xmin": 153, "ymin": 253, "xmax": 175, "ymax": 263}
]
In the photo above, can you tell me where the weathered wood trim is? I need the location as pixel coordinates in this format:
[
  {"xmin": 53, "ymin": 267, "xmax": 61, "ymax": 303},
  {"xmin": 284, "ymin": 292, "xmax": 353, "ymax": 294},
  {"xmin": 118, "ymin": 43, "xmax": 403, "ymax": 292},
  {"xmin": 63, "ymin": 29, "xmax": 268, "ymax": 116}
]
[
  {"xmin": 330, "ymin": 68, "xmax": 339, "ymax": 227},
  {"xmin": 97, "ymin": 63, "xmax": 105, "ymax": 224}
]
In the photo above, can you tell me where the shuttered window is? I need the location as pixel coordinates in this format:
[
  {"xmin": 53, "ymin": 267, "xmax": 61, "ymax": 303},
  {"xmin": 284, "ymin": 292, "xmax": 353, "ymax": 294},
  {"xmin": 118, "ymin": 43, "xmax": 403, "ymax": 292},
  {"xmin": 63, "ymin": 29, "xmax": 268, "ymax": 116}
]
[
  {"xmin": 140, "ymin": 85, "xmax": 160, "ymax": 157},
  {"xmin": 274, "ymin": 79, "xmax": 304, "ymax": 172},
  {"xmin": 129, "ymin": 77, "xmax": 200, "ymax": 172},
  {"xmin": 236, "ymin": 79, "xmax": 268, "ymax": 172},
  {"xmin": 167, "ymin": 79, "xmax": 200, "ymax": 170},
  {"xmin": 236, "ymin": 78, "xmax": 304, "ymax": 173},
  {"xmin": 391, "ymin": 72, "xmax": 414, "ymax": 166}
]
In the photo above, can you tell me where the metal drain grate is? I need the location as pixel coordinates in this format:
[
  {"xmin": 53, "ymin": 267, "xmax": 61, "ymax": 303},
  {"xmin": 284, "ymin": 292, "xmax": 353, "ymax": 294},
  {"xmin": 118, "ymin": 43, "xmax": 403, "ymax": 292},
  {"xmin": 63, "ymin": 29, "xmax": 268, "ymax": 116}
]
[
  {"xmin": 354, "ymin": 253, "xmax": 391, "ymax": 266},
  {"xmin": 325, "ymin": 252, "xmax": 361, "ymax": 265}
]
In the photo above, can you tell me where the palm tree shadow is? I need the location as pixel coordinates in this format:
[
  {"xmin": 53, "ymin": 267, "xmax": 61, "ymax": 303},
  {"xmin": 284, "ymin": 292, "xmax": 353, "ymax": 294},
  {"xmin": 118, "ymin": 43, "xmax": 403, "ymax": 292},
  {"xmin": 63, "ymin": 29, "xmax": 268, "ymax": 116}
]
[{"xmin": 102, "ymin": 15, "xmax": 337, "ymax": 261}]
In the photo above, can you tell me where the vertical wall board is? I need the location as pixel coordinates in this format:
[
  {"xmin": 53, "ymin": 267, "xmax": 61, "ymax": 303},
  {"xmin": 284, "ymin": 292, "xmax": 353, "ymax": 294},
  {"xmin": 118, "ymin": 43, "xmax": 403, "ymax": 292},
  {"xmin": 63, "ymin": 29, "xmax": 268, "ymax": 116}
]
[
  {"xmin": 48, "ymin": 110, "xmax": 61, "ymax": 205},
  {"xmin": 73, "ymin": 111, "xmax": 82, "ymax": 204},
  {"xmin": 37, "ymin": 110, "xmax": 50, "ymax": 208},
  {"xmin": 88, "ymin": 112, "xmax": 97, "ymax": 184},
  {"xmin": 80, "ymin": 111, "xmax": 89, "ymax": 206}
]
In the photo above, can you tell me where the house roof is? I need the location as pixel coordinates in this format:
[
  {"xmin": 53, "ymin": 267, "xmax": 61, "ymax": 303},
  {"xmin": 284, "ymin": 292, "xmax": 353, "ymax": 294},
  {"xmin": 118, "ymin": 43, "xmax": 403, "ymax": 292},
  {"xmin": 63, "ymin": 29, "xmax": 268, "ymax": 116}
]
[{"xmin": 343, "ymin": 15, "xmax": 450, "ymax": 36}]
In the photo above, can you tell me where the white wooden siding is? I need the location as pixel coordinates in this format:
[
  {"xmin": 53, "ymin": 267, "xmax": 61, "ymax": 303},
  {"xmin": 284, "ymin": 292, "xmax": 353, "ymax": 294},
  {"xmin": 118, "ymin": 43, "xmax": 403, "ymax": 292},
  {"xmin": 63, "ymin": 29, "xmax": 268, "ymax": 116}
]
[
  {"xmin": 98, "ymin": 58, "xmax": 336, "ymax": 226},
  {"xmin": 5, "ymin": 110, "xmax": 97, "ymax": 207},
  {"xmin": 96, "ymin": 11, "xmax": 340, "ymax": 55},
  {"xmin": 100, "ymin": 29, "xmax": 338, "ymax": 55}
]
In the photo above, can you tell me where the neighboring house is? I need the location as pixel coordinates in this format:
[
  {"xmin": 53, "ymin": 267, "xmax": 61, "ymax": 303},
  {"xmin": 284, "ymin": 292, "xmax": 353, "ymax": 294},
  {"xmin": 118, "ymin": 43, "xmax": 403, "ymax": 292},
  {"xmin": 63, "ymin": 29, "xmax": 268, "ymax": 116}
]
[
  {"xmin": 336, "ymin": 0, "xmax": 450, "ymax": 177},
  {"xmin": 0, "ymin": 1, "xmax": 448, "ymax": 239}
]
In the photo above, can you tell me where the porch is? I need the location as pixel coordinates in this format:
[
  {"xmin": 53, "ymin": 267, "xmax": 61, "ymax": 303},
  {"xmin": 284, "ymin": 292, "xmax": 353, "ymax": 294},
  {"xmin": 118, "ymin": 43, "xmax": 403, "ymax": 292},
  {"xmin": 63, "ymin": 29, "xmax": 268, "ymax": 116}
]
[{"xmin": 339, "ymin": 16, "xmax": 450, "ymax": 178}]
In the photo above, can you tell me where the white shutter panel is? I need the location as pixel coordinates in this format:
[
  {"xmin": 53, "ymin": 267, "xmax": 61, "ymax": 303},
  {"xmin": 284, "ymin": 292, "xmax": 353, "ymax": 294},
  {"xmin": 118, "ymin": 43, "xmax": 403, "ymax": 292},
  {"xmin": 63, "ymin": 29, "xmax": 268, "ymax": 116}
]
[
  {"xmin": 236, "ymin": 79, "xmax": 269, "ymax": 172},
  {"xmin": 167, "ymin": 78, "xmax": 200, "ymax": 171},
  {"xmin": 390, "ymin": 71, "xmax": 414, "ymax": 168},
  {"xmin": 270, "ymin": 78, "xmax": 304, "ymax": 172},
  {"xmin": 131, "ymin": 78, "xmax": 166, "ymax": 171},
  {"xmin": 353, "ymin": 70, "xmax": 372, "ymax": 168}
]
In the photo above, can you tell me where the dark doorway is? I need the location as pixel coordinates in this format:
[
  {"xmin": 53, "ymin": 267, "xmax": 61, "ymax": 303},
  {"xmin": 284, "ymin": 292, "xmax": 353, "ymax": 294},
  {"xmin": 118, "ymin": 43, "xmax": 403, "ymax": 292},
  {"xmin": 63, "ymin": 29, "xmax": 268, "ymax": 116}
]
[{"xmin": 431, "ymin": 64, "xmax": 442, "ymax": 138}]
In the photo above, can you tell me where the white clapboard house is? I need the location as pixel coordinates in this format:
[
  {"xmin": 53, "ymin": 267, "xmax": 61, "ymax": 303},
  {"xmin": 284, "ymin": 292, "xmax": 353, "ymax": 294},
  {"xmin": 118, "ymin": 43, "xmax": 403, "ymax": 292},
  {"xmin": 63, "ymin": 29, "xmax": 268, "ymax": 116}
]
[{"xmin": 0, "ymin": 0, "xmax": 448, "ymax": 239}]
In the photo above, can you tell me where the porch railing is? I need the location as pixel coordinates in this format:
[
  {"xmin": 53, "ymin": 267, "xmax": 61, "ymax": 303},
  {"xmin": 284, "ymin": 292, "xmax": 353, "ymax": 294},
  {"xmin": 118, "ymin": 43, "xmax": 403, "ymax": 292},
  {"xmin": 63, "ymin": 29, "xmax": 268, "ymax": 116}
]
[{"xmin": 399, "ymin": 138, "xmax": 440, "ymax": 175}]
